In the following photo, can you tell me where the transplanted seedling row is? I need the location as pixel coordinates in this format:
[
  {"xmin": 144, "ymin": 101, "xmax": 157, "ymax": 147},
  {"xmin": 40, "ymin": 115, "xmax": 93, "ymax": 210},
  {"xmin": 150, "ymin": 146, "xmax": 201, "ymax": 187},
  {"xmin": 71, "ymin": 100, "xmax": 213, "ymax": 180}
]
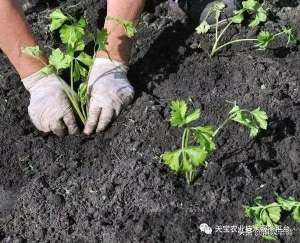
[
  {"xmin": 23, "ymin": 9, "xmax": 137, "ymax": 124},
  {"xmin": 161, "ymin": 99, "xmax": 268, "ymax": 184},
  {"xmin": 245, "ymin": 195, "xmax": 300, "ymax": 240},
  {"xmin": 196, "ymin": 0, "xmax": 297, "ymax": 56}
]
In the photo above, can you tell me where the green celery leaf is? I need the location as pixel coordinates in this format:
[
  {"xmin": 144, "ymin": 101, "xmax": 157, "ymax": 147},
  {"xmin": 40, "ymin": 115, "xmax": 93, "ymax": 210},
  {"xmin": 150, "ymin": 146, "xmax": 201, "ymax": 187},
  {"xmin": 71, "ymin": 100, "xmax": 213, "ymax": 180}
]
[
  {"xmin": 249, "ymin": 7, "xmax": 267, "ymax": 28},
  {"xmin": 257, "ymin": 7, "xmax": 267, "ymax": 22},
  {"xmin": 276, "ymin": 196, "xmax": 298, "ymax": 211},
  {"xmin": 229, "ymin": 106, "xmax": 259, "ymax": 137},
  {"xmin": 59, "ymin": 18, "xmax": 87, "ymax": 50},
  {"xmin": 229, "ymin": 104, "xmax": 240, "ymax": 115},
  {"xmin": 120, "ymin": 19, "xmax": 137, "ymax": 38},
  {"xmin": 49, "ymin": 9, "xmax": 69, "ymax": 31},
  {"xmin": 170, "ymin": 100, "xmax": 187, "ymax": 127},
  {"xmin": 77, "ymin": 17, "xmax": 87, "ymax": 28},
  {"xmin": 162, "ymin": 146, "xmax": 207, "ymax": 173},
  {"xmin": 267, "ymin": 204, "xmax": 281, "ymax": 223},
  {"xmin": 73, "ymin": 61, "xmax": 81, "ymax": 82},
  {"xmin": 185, "ymin": 109, "xmax": 201, "ymax": 124},
  {"xmin": 76, "ymin": 52, "xmax": 93, "ymax": 67},
  {"xmin": 96, "ymin": 28, "xmax": 109, "ymax": 51},
  {"xmin": 75, "ymin": 40, "xmax": 85, "ymax": 51},
  {"xmin": 77, "ymin": 61, "xmax": 88, "ymax": 77},
  {"xmin": 109, "ymin": 17, "xmax": 137, "ymax": 38},
  {"xmin": 22, "ymin": 46, "xmax": 42, "ymax": 58},
  {"xmin": 161, "ymin": 149, "xmax": 182, "ymax": 172},
  {"xmin": 184, "ymin": 146, "xmax": 208, "ymax": 169},
  {"xmin": 170, "ymin": 100, "xmax": 200, "ymax": 127},
  {"xmin": 292, "ymin": 206, "xmax": 300, "ymax": 223},
  {"xmin": 232, "ymin": 10, "xmax": 245, "ymax": 24},
  {"xmin": 251, "ymin": 107, "xmax": 268, "ymax": 130},
  {"xmin": 211, "ymin": 1, "xmax": 226, "ymax": 12},
  {"xmin": 282, "ymin": 27, "xmax": 298, "ymax": 45},
  {"xmin": 49, "ymin": 48, "xmax": 73, "ymax": 71},
  {"xmin": 40, "ymin": 65, "xmax": 56, "ymax": 75},
  {"xmin": 249, "ymin": 17, "xmax": 260, "ymax": 28},
  {"xmin": 211, "ymin": 1, "xmax": 225, "ymax": 20},
  {"xmin": 261, "ymin": 209, "xmax": 269, "ymax": 224},
  {"xmin": 192, "ymin": 126, "xmax": 216, "ymax": 151},
  {"xmin": 196, "ymin": 21, "xmax": 210, "ymax": 34},
  {"xmin": 242, "ymin": 0, "xmax": 259, "ymax": 12},
  {"xmin": 245, "ymin": 206, "xmax": 260, "ymax": 218},
  {"xmin": 249, "ymin": 125, "xmax": 259, "ymax": 137},
  {"xmin": 182, "ymin": 159, "xmax": 193, "ymax": 172},
  {"xmin": 256, "ymin": 31, "xmax": 274, "ymax": 49},
  {"xmin": 78, "ymin": 82, "xmax": 88, "ymax": 105}
]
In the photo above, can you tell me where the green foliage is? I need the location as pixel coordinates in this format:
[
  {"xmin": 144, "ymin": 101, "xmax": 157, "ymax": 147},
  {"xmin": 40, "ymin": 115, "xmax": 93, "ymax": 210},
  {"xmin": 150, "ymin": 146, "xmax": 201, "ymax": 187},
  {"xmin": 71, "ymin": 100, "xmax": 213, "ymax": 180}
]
[
  {"xmin": 162, "ymin": 147, "xmax": 208, "ymax": 173},
  {"xmin": 196, "ymin": 21, "xmax": 210, "ymax": 34},
  {"xmin": 162, "ymin": 100, "xmax": 268, "ymax": 184},
  {"xmin": 48, "ymin": 48, "xmax": 73, "ymax": 71},
  {"xmin": 256, "ymin": 31, "xmax": 274, "ymax": 49},
  {"xmin": 282, "ymin": 27, "xmax": 297, "ymax": 45},
  {"xmin": 229, "ymin": 104, "xmax": 268, "ymax": 137},
  {"xmin": 107, "ymin": 16, "xmax": 137, "ymax": 38},
  {"xmin": 255, "ymin": 27, "xmax": 297, "ymax": 50},
  {"xmin": 195, "ymin": 0, "xmax": 296, "ymax": 56},
  {"xmin": 22, "ymin": 46, "xmax": 43, "ymax": 58},
  {"xmin": 49, "ymin": 9, "xmax": 69, "ymax": 31},
  {"xmin": 78, "ymin": 82, "xmax": 88, "ymax": 105},
  {"xmin": 170, "ymin": 100, "xmax": 200, "ymax": 128},
  {"xmin": 59, "ymin": 18, "xmax": 86, "ymax": 51},
  {"xmin": 192, "ymin": 126, "xmax": 216, "ymax": 151},
  {"xmin": 232, "ymin": 9, "xmax": 244, "ymax": 24},
  {"xmin": 96, "ymin": 29, "xmax": 109, "ymax": 51},
  {"xmin": 22, "ymin": 9, "xmax": 137, "ymax": 125},
  {"xmin": 40, "ymin": 65, "xmax": 56, "ymax": 76},
  {"xmin": 211, "ymin": 1, "xmax": 226, "ymax": 20},
  {"xmin": 245, "ymin": 195, "xmax": 300, "ymax": 240},
  {"xmin": 239, "ymin": 0, "xmax": 267, "ymax": 28}
]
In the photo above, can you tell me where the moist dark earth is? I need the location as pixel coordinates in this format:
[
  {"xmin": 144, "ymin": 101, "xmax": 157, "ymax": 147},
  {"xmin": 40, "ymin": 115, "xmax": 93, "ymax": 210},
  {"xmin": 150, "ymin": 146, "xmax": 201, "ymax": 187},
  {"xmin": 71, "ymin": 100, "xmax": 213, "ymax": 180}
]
[{"xmin": 0, "ymin": 0, "xmax": 300, "ymax": 242}]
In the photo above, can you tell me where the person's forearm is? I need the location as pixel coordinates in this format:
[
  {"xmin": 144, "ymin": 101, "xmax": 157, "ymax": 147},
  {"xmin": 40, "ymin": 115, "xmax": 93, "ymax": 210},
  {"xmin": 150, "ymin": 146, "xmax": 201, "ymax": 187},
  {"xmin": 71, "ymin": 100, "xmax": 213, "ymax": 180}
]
[
  {"xmin": 96, "ymin": 0, "xmax": 145, "ymax": 64},
  {"xmin": 0, "ymin": 0, "xmax": 45, "ymax": 79}
]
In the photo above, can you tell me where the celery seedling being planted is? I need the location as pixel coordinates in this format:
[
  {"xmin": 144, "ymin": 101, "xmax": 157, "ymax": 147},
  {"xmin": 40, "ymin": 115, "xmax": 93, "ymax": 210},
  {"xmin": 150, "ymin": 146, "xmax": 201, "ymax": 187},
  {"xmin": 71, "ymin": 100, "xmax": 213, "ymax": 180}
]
[
  {"xmin": 161, "ymin": 100, "xmax": 268, "ymax": 184},
  {"xmin": 22, "ymin": 9, "xmax": 136, "ymax": 125},
  {"xmin": 245, "ymin": 195, "xmax": 300, "ymax": 240},
  {"xmin": 196, "ymin": 0, "xmax": 297, "ymax": 56}
]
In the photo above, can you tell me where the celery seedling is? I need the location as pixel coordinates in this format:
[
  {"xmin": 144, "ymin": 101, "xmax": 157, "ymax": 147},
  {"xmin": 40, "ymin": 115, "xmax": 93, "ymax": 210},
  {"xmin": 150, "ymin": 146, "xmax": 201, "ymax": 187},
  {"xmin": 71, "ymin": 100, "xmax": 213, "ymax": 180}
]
[
  {"xmin": 22, "ymin": 9, "xmax": 136, "ymax": 125},
  {"xmin": 161, "ymin": 100, "xmax": 268, "ymax": 184},
  {"xmin": 245, "ymin": 195, "xmax": 300, "ymax": 240},
  {"xmin": 196, "ymin": 0, "xmax": 297, "ymax": 56}
]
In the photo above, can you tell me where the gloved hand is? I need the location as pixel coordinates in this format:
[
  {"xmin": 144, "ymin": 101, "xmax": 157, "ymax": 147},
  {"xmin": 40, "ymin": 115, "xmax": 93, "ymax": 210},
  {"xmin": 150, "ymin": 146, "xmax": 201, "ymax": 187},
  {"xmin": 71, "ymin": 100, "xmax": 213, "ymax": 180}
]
[
  {"xmin": 84, "ymin": 58, "xmax": 134, "ymax": 135},
  {"xmin": 22, "ymin": 72, "xmax": 79, "ymax": 136}
]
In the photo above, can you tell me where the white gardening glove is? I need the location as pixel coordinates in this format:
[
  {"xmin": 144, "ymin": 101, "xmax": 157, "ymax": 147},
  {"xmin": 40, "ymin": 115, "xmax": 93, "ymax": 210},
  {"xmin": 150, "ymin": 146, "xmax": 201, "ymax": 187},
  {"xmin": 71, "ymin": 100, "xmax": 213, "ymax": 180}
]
[
  {"xmin": 22, "ymin": 72, "xmax": 79, "ymax": 136},
  {"xmin": 84, "ymin": 58, "xmax": 134, "ymax": 135}
]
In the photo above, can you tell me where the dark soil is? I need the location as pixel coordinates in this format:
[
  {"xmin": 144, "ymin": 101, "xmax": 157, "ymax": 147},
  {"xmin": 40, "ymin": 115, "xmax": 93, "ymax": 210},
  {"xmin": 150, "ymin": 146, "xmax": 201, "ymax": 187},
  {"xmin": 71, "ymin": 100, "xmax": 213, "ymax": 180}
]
[{"xmin": 1, "ymin": 1, "xmax": 300, "ymax": 242}]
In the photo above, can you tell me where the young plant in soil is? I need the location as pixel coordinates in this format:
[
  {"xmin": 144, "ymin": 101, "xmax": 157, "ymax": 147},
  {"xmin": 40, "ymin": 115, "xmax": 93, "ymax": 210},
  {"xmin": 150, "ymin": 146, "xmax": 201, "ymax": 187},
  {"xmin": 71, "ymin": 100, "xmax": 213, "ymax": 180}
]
[
  {"xmin": 245, "ymin": 195, "xmax": 300, "ymax": 240},
  {"xmin": 22, "ymin": 9, "xmax": 136, "ymax": 125},
  {"xmin": 161, "ymin": 100, "xmax": 268, "ymax": 184},
  {"xmin": 196, "ymin": 0, "xmax": 297, "ymax": 56}
]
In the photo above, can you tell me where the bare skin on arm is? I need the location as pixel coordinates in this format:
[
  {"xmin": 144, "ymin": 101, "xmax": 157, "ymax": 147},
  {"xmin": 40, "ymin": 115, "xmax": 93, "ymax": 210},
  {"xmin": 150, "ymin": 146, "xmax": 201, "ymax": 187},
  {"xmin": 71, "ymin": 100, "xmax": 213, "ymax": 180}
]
[
  {"xmin": 0, "ymin": 0, "xmax": 46, "ymax": 79},
  {"xmin": 96, "ymin": 0, "xmax": 146, "ymax": 65},
  {"xmin": 0, "ymin": 0, "xmax": 145, "ymax": 136},
  {"xmin": 0, "ymin": 0, "xmax": 78, "ymax": 136},
  {"xmin": 83, "ymin": 0, "xmax": 146, "ymax": 135}
]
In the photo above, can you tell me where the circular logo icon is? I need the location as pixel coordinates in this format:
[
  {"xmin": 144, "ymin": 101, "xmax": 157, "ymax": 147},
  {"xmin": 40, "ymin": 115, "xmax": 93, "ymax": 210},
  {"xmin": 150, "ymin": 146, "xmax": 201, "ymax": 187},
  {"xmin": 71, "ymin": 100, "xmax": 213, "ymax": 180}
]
[{"xmin": 199, "ymin": 223, "xmax": 212, "ymax": 235}]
